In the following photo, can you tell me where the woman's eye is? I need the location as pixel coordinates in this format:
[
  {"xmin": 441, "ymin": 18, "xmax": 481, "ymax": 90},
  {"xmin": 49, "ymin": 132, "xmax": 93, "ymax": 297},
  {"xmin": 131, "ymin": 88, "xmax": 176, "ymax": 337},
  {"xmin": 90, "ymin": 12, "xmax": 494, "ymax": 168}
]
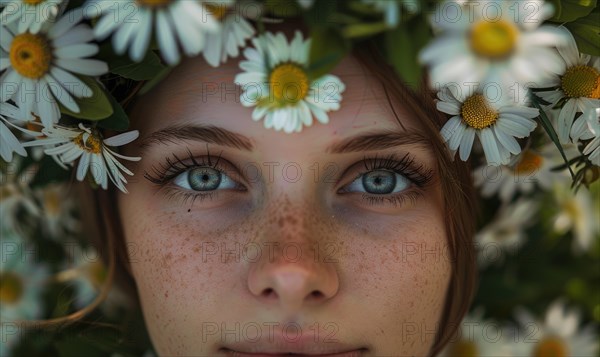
[
  {"xmin": 345, "ymin": 170, "xmax": 411, "ymax": 194},
  {"xmin": 173, "ymin": 167, "xmax": 237, "ymax": 192}
]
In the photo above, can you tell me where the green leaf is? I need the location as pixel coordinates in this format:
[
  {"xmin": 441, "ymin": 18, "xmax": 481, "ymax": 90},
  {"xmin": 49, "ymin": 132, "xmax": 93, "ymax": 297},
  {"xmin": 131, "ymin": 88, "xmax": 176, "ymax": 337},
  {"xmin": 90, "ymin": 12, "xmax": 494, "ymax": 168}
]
[
  {"xmin": 97, "ymin": 91, "xmax": 130, "ymax": 131},
  {"xmin": 302, "ymin": 0, "xmax": 338, "ymax": 27},
  {"xmin": 138, "ymin": 66, "xmax": 173, "ymax": 95},
  {"xmin": 109, "ymin": 51, "xmax": 166, "ymax": 81},
  {"xmin": 342, "ymin": 21, "xmax": 389, "ymax": 38},
  {"xmin": 307, "ymin": 26, "xmax": 350, "ymax": 80},
  {"xmin": 58, "ymin": 76, "xmax": 113, "ymax": 120},
  {"xmin": 385, "ymin": 14, "xmax": 431, "ymax": 89},
  {"xmin": 530, "ymin": 93, "xmax": 575, "ymax": 179},
  {"xmin": 549, "ymin": 0, "xmax": 597, "ymax": 22},
  {"xmin": 565, "ymin": 9, "xmax": 600, "ymax": 56}
]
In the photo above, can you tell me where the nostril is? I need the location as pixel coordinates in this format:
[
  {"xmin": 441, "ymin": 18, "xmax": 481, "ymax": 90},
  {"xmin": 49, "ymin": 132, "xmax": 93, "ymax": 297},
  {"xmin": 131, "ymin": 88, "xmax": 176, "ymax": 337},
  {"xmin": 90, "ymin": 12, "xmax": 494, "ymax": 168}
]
[
  {"xmin": 309, "ymin": 290, "xmax": 324, "ymax": 299},
  {"xmin": 262, "ymin": 288, "xmax": 277, "ymax": 299}
]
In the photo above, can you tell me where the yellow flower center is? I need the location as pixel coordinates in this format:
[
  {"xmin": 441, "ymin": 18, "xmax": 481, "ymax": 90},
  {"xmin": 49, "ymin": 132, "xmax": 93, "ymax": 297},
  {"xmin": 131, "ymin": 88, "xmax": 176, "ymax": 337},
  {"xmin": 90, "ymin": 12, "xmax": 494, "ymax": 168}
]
[
  {"xmin": 533, "ymin": 337, "xmax": 568, "ymax": 357},
  {"xmin": 447, "ymin": 340, "xmax": 479, "ymax": 357},
  {"xmin": 470, "ymin": 20, "xmax": 519, "ymax": 60},
  {"xmin": 0, "ymin": 272, "xmax": 24, "ymax": 304},
  {"xmin": 461, "ymin": 94, "xmax": 499, "ymax": 129},
  {"xmin": 513, "ymin": 150, "xmax": 544, "ymax": 176},
  {"xmin": 205, "ymin": 3, "xmax": 230, "ymax": 21},
  {"xmin": 561, "ymin": 65, "xmax": 600, "ymax": 99},
  {"xmin": 136, "ymin": 0, "xmax": 174, "ymax": 8},
  {"xmin": 24, "ymin": 0, "xmax": 46, "ymax": 4},
  {"xmin": 269, "ymin": 63, "xmax": 310, "ymax": 105},
  {"xmin": 73, "ymin": 132, "xmax": 102, "ymax": 154},
  {"xmin": 9, "ymin": 33, "xmax": 53, "ymax": 79}
]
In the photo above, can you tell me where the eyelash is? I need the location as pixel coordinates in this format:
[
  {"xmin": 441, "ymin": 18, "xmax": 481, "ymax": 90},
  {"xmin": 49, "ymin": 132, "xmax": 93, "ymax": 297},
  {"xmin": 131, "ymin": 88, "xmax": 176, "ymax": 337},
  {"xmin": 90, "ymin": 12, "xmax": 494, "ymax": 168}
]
[
  {"xmin": 342, "ymin": 153, "xmax": 434, "ymax": 207},
  {"xmin": 144, "ymin": 148, "xmax": 243, "ymax": 206},
  {"xmin": 144, "ymin": 151, "xmax": 434, "ymax": 208}
]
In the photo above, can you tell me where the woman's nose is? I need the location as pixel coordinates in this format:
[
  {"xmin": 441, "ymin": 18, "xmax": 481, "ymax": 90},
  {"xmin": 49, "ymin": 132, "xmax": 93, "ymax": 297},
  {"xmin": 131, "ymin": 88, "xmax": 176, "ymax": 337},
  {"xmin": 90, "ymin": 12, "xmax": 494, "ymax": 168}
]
[
  {"xmin": 246, "ymin": 199, "xmax": 340, "ymax": 313},
  {"xmin": 247, "ymin": 251, "xmax": 339, "ymax": 312}
]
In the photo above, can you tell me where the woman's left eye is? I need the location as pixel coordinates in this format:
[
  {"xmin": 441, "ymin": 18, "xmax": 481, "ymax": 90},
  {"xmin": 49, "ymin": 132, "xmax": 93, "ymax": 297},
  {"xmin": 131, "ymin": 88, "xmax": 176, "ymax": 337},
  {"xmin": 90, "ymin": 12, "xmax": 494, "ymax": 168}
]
[
  {"xmin": 173, "ymin": 167, "xmax": 238, "ymax": 192},
  {"xmin": 344, "ymin": 170, "xmax": 411, "ymax": 194}
]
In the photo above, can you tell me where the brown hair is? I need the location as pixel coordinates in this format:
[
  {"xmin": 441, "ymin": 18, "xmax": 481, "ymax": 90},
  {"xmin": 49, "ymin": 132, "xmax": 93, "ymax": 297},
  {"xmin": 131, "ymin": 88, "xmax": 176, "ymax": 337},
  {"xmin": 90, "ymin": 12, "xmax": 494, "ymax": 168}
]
[{"xmin": 26, "ymin": 31, "xmax": 477, "ymax": 357}]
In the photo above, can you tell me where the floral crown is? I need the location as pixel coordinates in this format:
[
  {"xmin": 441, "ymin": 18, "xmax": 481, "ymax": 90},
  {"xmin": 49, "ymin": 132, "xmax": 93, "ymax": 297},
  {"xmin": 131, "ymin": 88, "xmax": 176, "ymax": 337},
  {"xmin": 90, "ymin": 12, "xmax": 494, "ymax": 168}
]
[{"xmin": 0, "ymin": 0, "xmax": 598, "ymax": 195}]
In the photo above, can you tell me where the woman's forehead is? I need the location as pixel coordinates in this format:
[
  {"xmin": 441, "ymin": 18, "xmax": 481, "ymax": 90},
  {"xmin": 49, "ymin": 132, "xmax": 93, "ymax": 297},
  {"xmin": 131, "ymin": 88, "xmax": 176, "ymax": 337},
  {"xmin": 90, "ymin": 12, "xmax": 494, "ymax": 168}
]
[{"xmin": 132, "ymin": 54, "xmax": 423, "ymax": 152}]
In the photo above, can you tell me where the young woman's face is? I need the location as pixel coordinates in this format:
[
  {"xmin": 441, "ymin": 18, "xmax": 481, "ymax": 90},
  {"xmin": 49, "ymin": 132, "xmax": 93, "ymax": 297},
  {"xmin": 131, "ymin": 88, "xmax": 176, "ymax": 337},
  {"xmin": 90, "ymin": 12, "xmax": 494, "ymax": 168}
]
[{"xmin": 118, "ymin": 54, "xmax": 451, "ymax": 356}]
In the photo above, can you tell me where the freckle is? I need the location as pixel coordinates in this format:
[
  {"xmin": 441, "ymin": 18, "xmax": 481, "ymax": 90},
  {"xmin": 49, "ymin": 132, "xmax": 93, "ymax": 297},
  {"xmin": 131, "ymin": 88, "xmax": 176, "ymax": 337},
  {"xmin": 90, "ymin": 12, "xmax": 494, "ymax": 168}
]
[
  {"xmin": 165, "ymin": 253, "xmax": 172, "ymax": 260},
  {"xmin": 164, "ymin": 291, "xmax": 169, "ymax": 298}
]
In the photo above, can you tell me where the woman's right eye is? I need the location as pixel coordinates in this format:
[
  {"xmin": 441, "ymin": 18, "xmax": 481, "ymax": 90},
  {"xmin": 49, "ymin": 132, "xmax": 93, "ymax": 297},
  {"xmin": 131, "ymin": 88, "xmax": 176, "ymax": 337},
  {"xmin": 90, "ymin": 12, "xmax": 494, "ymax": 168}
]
[{"xmin": 173, "ymin": 167, "xmax": 238, "ymax": 192}]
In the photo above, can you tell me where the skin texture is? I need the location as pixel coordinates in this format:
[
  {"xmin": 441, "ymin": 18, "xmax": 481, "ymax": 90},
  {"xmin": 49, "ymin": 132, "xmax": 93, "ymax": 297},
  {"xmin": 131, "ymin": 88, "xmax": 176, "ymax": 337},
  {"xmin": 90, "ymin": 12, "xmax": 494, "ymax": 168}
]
[{"xmin": 117, "ymin": 51, "xmax": 452, "ymax": 356}]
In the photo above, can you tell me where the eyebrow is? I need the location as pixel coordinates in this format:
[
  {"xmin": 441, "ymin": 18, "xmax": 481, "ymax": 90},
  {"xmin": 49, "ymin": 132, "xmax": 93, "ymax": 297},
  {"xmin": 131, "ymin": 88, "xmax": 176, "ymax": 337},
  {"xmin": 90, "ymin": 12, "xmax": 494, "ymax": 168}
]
[
  {"xmin": 326, "ymin": 130, "xmax": 431, "ymax": 154},
  {"xmin": 139, "ymin": 124, "xmax": 254, "ymax": 152}
]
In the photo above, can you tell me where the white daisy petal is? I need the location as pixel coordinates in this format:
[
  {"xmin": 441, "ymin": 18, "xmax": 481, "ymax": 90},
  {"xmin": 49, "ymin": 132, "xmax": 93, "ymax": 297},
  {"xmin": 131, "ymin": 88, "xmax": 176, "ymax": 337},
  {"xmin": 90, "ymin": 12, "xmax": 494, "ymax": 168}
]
[
  {"xmin": 494, "ymin": 125, "xmax": 522, "ymax": 154},
  {"xmin": 458, "ymin": 127, "xmax": 476, "ymax": 161},
  {"xmin": 480, "ymin": 128, "xmax": 502, "ymax": 165},
  {"xmin": 155, "ymin": 9, "xmax": 179, "ymax": 66},
  {"xmin": 54, "ymin": 58, "xmax": 108, "ymax": 76},
  {"xmin": 103, "ymin": 130, "xmax": 139, "ymax": 146},
  {"xmin": 558, "ymin": 100, "xmax": 577, "ymax": 144}
]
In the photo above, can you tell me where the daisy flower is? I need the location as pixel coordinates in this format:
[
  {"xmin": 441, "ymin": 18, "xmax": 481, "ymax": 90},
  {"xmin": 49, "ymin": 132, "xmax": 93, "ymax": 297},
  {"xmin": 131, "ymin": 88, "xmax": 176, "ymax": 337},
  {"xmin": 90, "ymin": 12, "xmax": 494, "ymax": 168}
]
[
  {"xmin": 21, "ymin": 123, "xmax": 141, "ymax": 193},
  {"xmin": 0, "ymin": 230, "xmax": 49, "ymax": 322},
  {"xmin": 536, "ymin": 27, "xmax": 600, "ymax": 144},
  {"xmin": 552, "ymin": 183, "xmax": 599, "ymax": 253},
  {"xmin": 33, "ymin": 183, "xmax": 79, "ymax": 239},
  {"xmin": 84, "ymin": 0, "xmax": 220, "ymax": 65},
  {"xmin": 438, "ymin": 309, "xmax": 513, "ymax": 357},
  {"xmin": 420, "ymin": 0, "xmax": 566, "ymax": 98},
  {"xmin": 361, "ymin": 0, "xmax": 420, "ymax": 27},
  {"xmin": 437, "ymin": 86, "xmax": 538, "ymax": 165},
  {"xmin": 0, "ymin": 101, "xmax": 27, "ymax": 162},
  {"xmin": 202, "ymin": 0, "xmax": 255, "ymax": 67},
  {"xmin": 0, "ymin": 0, "xmax": 63, "ymax": 34},
  {"xmin": 513, "ymin": 300, "xmax": 599, "ymax": 357},
  {"xmin": 0, "ymin": 12, "xmax": 108, "ymax": 128},
  {"xmin": 474, "ymin": 143, "xmax": 575, "ymax": 202},
  {"xmin": 476, "ymin": 199, "xmax": 538, "ymax": 267},
  {"xmin": 235, "ymin": 31, "xmax": 346, "ymax": 133}
]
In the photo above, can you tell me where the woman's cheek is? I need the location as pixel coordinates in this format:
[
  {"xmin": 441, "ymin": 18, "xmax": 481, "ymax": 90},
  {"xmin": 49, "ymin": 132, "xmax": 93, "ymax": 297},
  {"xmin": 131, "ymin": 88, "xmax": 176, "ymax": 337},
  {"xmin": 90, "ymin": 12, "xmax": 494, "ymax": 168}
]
[
  {"xmin": 334, "ymin": 208, "xmax": 451, "ymax": 355},
  {"xmin": 120, "ymin": 194, "xmax": 252, "ymax": 355}
]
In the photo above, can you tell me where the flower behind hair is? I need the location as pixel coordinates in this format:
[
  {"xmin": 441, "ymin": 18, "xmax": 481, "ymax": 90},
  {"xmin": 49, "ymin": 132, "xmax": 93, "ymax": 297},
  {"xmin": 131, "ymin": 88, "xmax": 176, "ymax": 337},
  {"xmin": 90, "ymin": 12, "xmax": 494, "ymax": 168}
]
[
  {"xmin": 21, "ymin": 123, "xmax": 141, "ymax": 193},
  {"xmin": 437, "ymin": 86, "xmax": 538, "ymax": 166}
]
